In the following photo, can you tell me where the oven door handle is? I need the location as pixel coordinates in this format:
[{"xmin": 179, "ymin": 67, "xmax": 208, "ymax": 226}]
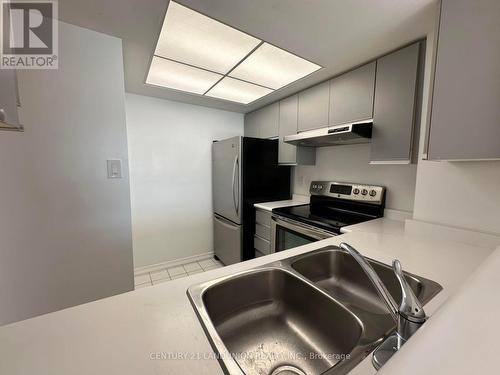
[{"xmin": 270, "ymin": 215, "xmax": 336, "ymax": 253}]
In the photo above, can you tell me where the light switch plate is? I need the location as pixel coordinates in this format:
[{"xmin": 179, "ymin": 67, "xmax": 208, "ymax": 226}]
[{"xmin": 107, "ymin": 159, "xmax": 122, "ymax": 179}]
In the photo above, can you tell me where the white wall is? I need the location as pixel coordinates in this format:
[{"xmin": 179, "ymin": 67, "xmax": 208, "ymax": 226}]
[
  {"xmin": 0, "ymin": 22, "xmax": 133, "ymax": 326},
  {"xmin": 413, "ymin": 161, "xmax": 500, "ymax": 234},
  {"xmin": 293, "ymin": 145, "xmax": 418, "ymax": 212},
  {"xmin": 411, "ymin": 7, "xmax": 500, "ymax": 235},
  {"xmin": 125, "ymin": 93, "xmax": 243, "ymax": 268}
]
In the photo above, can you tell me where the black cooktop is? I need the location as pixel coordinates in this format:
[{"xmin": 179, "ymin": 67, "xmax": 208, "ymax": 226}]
[
  {"xmin": 273, "ymin": 204, "xmax": 377, "ymax": 234},
  {"xmin": 272, "ymin": 182, "xmax": 386, "ymax": 235}
]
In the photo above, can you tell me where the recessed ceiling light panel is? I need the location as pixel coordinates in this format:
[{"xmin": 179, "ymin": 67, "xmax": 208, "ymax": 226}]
[
  {"xmin": 229, "ymin": 43, "xmax": 322, "ymax": 89},
  {"xmin": 155, "ymin": 2, "xmax": 261, "ymax": 74},
  {"xmin": 147, "ymin": 2, "xmax": 322, "ymax": 104},
  {"xmin": 146, "ymin": 56, "xmax": 222, "ymax": 94},
  {"xmin": 206, "ymin": 77, "xmax": 273, "ymax": 104}
]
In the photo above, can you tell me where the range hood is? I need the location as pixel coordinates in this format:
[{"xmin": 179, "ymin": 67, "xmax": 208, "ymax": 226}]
[{"xmin": 284, "ymin": 120, "xmax": 373, "ymax": 147}]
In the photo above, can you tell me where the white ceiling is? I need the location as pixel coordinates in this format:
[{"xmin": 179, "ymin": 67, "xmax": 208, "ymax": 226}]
[{"xmin": 58, "ymin": 0, "xmax": 438, "ymax": 113}]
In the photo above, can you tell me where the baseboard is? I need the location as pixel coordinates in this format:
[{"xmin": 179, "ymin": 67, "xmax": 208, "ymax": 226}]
[{"xmin": 134, "ymin": 251, "xmax": 215, "ymax": 275}]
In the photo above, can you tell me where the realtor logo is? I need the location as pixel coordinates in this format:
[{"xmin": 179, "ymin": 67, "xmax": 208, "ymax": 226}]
[{"xmin": 1, "ymin": 0, "xmax": 58, "ymax": 69}]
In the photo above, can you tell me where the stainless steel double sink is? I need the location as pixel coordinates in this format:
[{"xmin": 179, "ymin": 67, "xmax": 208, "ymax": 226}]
[{"xmin": 188, "ymin": 246, "xmax": 442, "ymax": 375}]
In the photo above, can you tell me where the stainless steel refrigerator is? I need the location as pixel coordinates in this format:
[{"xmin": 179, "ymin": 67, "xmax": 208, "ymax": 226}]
[{"xmin": 212, "ymin": 136, "xmax": 291, "ymax": 265}]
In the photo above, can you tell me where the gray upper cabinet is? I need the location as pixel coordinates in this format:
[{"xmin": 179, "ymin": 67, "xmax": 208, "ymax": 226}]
[
  {"xmin": 244, "ymin": 111, "xmax": 260, "ymax": 138},
  {"xmin": 244, "ymin": 102, "xmax": 279, "ymax": 139},
  {"xmin": 297, "ymin": 81, "xmax": 330, "ymax": 132},
  {"xmin": 329, "ymin": 62, "xmax": 376, "ymax": 126},
  {"xmin": 258, "ymin": 102, "xmax": 279, "ymax": 139},
  {"xmin": 370, "ymin": 43, "xmax": 421, "ymax": 163},
  {"xmin": 427, "ymin": 0, "xmax": 500, "ymax": 160},
  {"xmin": 247, "ymin": 42, "xmax": 424, "ymax": 163},
  {"xmin": 278, "ymin": 95, "xmax": 315, "ymax": 165},
  {"xmin": 278, "ymin": 96, "xmax": 297, "ymax": 163}
]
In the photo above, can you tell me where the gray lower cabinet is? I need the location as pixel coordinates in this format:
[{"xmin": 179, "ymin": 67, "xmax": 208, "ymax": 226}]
[
  {"xmin": 254, "ymin": 235, "xmax": 270, "ymax": 255},
  {"xmin": 297, "ymin": 81, "xmax": 330, "ymax": 132},
  {"xmin": 254, "ymin": 208, "xmax": 271, "ymax": 256},
  {"xmin": 427, "ymin": 0, "xmax": 500, "ymax": 160},
  {"xmin": 255, "ymin": 208, "xmax": 271, "ymax": 225},
  {"xmin": 254, "ymin": 250, "xmax": 265, "ymax": 258},
  {"xmin": 255, "ymin": 223, "xmax": 270, "ymax": 240},
  {"xmin": 278, "ymin": 95, "xmax": 316, "ymax": 165},
  {"xmin": 244, "ymin": 102, "xmax": 279, "ymax": 139},
  {"xmin": 329, "ymin": 62, "xmax": 376, "ymax": 126},
  {"xmin": 370, "ymin": 43, "xmax": 421, "ymax": 163}
]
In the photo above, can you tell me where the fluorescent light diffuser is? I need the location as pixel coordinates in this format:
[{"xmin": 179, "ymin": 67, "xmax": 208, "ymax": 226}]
[
  {"xmin": 229, "ymin": 43, "xmax": 321, "ymax": 89},
  {"xmin": 206, "ymin": 77, "xmax": 273, "ymax": 104},
  {"xmin": 146, "ymin": 56, "xmax": 222, "ymax": 94},
  {"xmin": 155, "ymin": 2, "xmax": 261, "ymax": 74},
  {"xmin": 147, "ymin": 2, "xmax": 321, "ymax": 104}
]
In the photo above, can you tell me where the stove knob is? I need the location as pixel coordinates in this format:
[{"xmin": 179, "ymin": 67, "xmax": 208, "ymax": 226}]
[
  {"xmin": 361, "ymin": 189, "xmax": 368, "ymax": 196},
  {"xmin": 353, "ymin": 188, "xmax": 360, "ymax": 195},
  {"xmin": 369, "ymin": 190, "xmax": 377, "ymax": 197}
]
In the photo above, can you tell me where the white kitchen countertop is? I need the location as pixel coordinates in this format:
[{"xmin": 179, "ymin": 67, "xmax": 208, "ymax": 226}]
[
  {"xmin": 378, "ymin": 245, "xmax": 500, "ymax": 375},
  {"xmin": 341, "ymin": 217, "xmax": 406, "ymax": 235},
  {"xmin": 256, "ymin": 196, "xmax": 410, "ymax": 238},
  {"xmin": 0, "ymin": 225, "xmax": 496, "ymax": 375},
  {"xmin": 253, "ymin": 194, "xmax": 309, "ymax": 211}
]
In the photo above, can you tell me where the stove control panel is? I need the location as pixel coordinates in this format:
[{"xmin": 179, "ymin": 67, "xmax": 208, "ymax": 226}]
[{"xmin": 310, "ymin": 181, "xmax": 385, "ymax": 204}]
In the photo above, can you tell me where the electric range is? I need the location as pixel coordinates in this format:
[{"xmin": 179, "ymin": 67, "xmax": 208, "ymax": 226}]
[{"xmin": 270, "ymin": 181, "xmax": 386, "ymax": 252}]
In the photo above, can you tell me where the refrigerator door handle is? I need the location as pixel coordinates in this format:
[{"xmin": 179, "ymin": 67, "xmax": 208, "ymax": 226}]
[
  {"xmin": 235, "ymin": 156, "xmax": 240, "ymax": 215},
  {"xmin": 232, "ymin": 155, "xmax": 239, "ymax": 216}
]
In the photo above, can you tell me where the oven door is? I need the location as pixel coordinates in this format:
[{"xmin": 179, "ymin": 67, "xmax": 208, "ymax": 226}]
[{"xmin": 270, "ymin": 215, "xmax": 336, "ymax": 253}]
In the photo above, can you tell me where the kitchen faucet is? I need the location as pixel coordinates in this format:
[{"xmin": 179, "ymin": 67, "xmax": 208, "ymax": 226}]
[{"xmin": 339, "ymin": 242, "xmax": 427, "ymax": 369}]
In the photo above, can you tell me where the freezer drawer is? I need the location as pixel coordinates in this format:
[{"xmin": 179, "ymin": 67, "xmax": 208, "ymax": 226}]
[{"xmin": 214, "ymin": 215, "xmax": 242, "ymax": 266}]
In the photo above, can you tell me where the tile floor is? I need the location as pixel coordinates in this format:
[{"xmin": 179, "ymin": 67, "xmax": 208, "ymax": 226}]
[{"xmin": 134, "ymin": 257, "xmax": 224, "ymax": 289}]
